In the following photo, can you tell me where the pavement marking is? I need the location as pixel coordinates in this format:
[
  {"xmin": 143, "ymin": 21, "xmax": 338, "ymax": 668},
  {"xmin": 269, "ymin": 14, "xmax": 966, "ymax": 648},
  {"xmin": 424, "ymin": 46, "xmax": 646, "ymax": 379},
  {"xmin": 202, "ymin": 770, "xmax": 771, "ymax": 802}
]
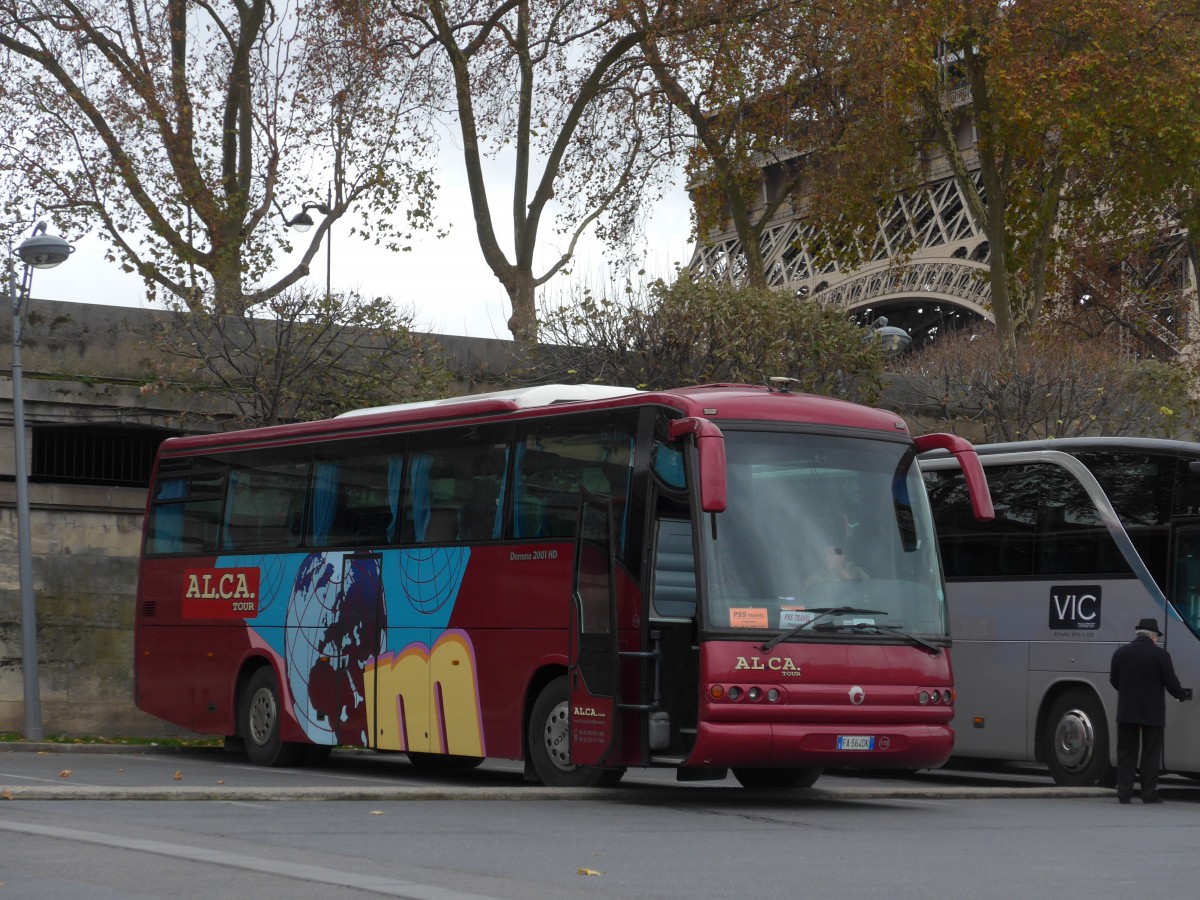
[
  {"xmin": 0, "ymin": 818, "xmax": 505, "ymax": 900},
  {"xmin": 0, "ymin": 773, "xmax": 61, "ymax": 783}
]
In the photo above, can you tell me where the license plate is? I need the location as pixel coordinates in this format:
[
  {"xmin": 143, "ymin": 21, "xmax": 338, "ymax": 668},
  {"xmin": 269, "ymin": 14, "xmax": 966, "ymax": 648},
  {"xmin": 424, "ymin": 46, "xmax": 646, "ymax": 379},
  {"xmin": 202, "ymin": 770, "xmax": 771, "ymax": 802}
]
[{"xmin": 837, "ymin": 735, "xmax": 875, "ymax": 751}]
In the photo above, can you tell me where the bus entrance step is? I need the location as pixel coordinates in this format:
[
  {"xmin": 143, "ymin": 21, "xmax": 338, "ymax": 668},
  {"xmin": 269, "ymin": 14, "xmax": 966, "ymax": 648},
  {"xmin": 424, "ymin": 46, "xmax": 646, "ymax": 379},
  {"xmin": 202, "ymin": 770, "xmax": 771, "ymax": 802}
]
[{"xmin": 649, "ymin": 755, "xmax": 687, "ymax": 766}]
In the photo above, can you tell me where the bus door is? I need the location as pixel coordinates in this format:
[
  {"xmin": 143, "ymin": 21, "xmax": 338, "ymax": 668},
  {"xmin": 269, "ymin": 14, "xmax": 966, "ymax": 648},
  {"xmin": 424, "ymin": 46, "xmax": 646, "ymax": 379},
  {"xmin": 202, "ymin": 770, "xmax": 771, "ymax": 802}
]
[
  {"xmin": 1166, "ymin": 523, "xmax": 1200, "ymax": 769},
  {"xmin": 569, "ymin": 489, "xmax": 621, "ymax": 766},
  {"xmin": 644, "ymin": 516, "xmax": 701, "ymax": 765},
  {"xmin": 302, "ymin": 554, "xmax": 381, "ymax": 748}
]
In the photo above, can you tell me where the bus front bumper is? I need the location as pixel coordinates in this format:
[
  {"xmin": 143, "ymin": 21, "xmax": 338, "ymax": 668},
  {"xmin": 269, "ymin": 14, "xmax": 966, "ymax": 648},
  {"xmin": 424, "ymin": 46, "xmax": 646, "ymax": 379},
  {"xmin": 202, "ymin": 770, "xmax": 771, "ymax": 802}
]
[{"xmin": 686, "ymin": 722, "xmax": 954, "ymax": 770}]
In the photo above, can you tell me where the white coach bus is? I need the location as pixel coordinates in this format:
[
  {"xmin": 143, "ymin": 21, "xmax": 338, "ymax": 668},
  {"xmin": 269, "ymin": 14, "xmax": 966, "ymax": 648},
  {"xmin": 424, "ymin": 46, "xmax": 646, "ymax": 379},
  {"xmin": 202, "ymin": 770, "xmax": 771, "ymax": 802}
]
[{"xmin": 920, "ymin": 438, "xmax": 1200, "ymax": 786}]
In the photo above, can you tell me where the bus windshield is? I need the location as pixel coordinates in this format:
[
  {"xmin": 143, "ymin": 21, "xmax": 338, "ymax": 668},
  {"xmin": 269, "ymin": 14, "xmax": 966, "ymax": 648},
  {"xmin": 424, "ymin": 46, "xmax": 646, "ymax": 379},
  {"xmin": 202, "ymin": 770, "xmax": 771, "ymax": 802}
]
[{"xmin": 702, "ymin": 430, "xmax": 946, "ymax": 638}]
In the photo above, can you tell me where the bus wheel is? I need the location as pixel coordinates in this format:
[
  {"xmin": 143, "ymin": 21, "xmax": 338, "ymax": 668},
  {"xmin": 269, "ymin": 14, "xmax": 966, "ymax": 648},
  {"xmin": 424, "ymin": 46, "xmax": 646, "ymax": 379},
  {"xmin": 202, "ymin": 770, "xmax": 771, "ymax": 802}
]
[
  {"xmin": 732, "ymin": 767, "xmax": 823, "ymax": 789},
  {"xmin": 1043, "ymin": 689, "xmax": 1114, "ymax": 787},
  {"xmin": 407, "ymin": 751, "xmax": 485, "ymax": 771},
  {"xmin": 241, "ymin": 668, "xmax": 303, "ymax": 767},
  {"xmin": 527, "ymin": 676, "xmax": 625, "ymax": 787}
]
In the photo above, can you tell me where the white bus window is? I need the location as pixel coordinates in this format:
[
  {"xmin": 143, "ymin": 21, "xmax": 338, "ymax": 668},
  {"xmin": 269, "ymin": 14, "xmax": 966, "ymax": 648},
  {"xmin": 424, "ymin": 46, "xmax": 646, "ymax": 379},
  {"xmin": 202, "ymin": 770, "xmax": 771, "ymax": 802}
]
[{"xmin": 926, "ymin": 463, "xmax": 1131, "ymax": 579}]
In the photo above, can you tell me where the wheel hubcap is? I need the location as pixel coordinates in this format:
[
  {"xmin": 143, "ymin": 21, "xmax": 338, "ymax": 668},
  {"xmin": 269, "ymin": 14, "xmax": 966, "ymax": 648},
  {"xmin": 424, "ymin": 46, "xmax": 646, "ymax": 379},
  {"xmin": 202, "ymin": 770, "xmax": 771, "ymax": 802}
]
[
  {"xmin": 543, "ymin": 700, "xmax": 575, "ymax": 772},
  {"xmin": 1054, "ymin": 708, "xmax": 1096, "ymax": 773},
  {"xmin": 249, "ymin": 687, "xmax": 276, "ymax": 746}
]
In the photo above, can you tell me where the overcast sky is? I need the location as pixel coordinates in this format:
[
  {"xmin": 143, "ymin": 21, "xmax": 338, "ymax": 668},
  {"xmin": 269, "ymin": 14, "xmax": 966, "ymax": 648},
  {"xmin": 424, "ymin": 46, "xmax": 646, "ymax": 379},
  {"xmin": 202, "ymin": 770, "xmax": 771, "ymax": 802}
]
[{"xmin": 28, "ymin": 155, "xmax": 696, "ymax": 341}]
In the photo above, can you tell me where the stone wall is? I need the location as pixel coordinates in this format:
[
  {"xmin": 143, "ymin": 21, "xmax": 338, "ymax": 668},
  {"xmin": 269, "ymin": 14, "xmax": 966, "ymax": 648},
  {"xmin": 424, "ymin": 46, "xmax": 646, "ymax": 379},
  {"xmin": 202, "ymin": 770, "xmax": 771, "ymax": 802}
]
[
  {"xmin": 1, "ymin": 298, "xmax": 527, "ymax": 737},
  {"xmin": 0, "ymin": 482, "xmax": 177, "ymax": 735}
]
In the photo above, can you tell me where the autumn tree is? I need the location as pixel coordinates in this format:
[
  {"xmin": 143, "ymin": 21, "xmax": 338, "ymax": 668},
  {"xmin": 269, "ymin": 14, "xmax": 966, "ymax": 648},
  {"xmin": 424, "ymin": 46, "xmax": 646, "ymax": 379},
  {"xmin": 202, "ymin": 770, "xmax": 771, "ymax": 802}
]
[
  {"xmin": 622, "ymin": 1, "xmax": 911, "ymax": 291},
  {"xmin": 837, "ymin": 0, "xmax": 1200, "ymax": 348},
  {"xmin": 528, "ymin": 273, "xmax": 887, "ymax": 404},
  {"xmin": 1069, "ymin": 0, "xmax": 1200, "ymax": 345},
  {"xmin": 889, "ymin": 328, "xmax": 1197, "ymax": 441},
  {"xmin": 0, "ymin": 0, "xmax": 434, "ymax": 312},
  {"xmin": 353, "ymin": 0, "xmax": 676, "ymax": 342},
  {"xmin": 153, "ymin": 286, "xmax": 453, "ymax": 426}
]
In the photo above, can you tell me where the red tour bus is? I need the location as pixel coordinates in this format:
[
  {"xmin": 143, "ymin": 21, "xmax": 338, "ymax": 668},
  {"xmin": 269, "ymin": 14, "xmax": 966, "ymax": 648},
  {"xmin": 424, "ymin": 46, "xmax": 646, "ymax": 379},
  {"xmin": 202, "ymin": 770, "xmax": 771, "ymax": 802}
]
[{"xmin": 135, "ymin": 382, "xmax": 992, "ymax": 787}]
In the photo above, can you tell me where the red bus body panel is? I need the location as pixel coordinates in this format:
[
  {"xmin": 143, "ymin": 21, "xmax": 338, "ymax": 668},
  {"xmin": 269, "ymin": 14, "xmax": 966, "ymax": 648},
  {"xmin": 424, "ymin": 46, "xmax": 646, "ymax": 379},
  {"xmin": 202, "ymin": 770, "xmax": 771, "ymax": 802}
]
[{"xmin": 688, "ymin": 642, "xmax": 954, "ymax": 769}]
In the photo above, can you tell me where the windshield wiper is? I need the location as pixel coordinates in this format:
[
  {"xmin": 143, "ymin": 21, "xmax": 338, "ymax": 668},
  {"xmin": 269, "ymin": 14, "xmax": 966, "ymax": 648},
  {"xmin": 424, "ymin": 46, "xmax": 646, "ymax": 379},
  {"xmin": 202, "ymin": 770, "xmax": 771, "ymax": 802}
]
[
  {"xmin": 759, "ymin": 606, "xmax": 886, "ymax": 652},
  {"xmin": 843, "ymin": 621, "xmax": 942, "ymax": 656}
]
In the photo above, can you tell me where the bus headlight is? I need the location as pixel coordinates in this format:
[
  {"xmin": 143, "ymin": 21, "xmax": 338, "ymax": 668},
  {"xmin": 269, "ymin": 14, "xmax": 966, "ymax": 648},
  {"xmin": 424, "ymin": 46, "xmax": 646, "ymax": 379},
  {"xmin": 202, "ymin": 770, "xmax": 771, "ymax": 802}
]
[{"xmin": 918, "ymin": 690, "xmax": 930, "ymax": 704}]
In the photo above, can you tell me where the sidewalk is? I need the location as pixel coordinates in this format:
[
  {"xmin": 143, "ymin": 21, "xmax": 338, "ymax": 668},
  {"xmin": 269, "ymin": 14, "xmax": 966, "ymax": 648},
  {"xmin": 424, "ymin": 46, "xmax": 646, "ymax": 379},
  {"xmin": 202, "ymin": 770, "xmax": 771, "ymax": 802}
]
[{"xmin": 1, "ymin": 741, "xmax": 1115, "ymax": 802}]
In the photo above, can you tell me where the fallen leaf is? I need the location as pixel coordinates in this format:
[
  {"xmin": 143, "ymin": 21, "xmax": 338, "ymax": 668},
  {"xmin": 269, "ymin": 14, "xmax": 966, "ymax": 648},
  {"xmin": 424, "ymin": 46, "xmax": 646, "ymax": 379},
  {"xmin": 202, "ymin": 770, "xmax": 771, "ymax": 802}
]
[
  {"xmin": 173, "ymin": 771, "xmax": 183, "ymax": 781},
  {"xmin": 216, "ymin": 780, "xmax": 225, "ymax": 785},
  {"xmin": 2, "ymin": 788, "xmax": 13, "ymax": 800},
  {"xmin": 59, "ymin": 770, "xmax": 71, "ymax": 778},
  {"xmin": 577, "ymin": 869, "xmax": 602, "ymax": 877},
  {"xmin": 369, "ymin": 810, "xmax": 384, "ymax": 816}
]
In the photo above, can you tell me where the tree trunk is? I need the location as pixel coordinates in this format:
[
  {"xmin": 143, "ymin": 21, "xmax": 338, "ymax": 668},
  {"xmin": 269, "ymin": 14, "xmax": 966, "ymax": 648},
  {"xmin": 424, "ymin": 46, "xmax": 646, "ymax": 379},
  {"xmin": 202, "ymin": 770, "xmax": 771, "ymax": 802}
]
[{"xmin": 506, "ymin": 272, "xmax": 538, "ymax": 343}]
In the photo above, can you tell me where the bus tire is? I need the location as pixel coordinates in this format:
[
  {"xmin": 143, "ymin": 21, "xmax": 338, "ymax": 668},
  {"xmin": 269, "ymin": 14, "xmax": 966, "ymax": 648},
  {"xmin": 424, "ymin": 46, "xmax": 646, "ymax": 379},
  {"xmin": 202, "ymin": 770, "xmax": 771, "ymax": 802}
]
[
  {"xmin": 527, "ymin": 676, "xmax": 625, "ymax": 787},
  {"xmin": 732, "ymin": 767, "xmax": 823, "ymax": 789},
  {"xmin": 241, "ymin": 667, "xmax": 304, "ymax": 767},
  {"xmin": 1042, "ymin": 688, "xmax": 1114, "ymax": 787},
  {"xmin": 407, "ymin": 751, "xmax": 485, "ymax": 771}
]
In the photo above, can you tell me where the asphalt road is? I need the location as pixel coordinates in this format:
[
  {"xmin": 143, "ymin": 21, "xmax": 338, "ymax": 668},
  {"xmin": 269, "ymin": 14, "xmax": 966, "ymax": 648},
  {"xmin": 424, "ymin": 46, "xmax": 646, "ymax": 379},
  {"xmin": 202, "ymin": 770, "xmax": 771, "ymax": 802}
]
[{"xmin": 4, "ymin": 745, "xmax": 1199, "ymax": 899}]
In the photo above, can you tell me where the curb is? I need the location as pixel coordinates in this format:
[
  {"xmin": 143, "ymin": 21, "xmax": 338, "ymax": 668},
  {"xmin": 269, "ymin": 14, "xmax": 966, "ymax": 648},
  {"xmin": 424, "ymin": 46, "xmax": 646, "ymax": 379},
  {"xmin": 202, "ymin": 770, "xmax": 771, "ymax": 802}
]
[{"xmin": 0, "ymin": 783, "xmax": 1114, "ymax": 803}]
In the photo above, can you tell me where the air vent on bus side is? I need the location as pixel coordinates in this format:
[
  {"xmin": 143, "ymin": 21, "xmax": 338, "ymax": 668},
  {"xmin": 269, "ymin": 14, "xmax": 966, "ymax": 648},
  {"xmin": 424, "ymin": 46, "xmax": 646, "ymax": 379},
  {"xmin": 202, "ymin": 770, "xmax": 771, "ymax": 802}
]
[{"xmin": 140, "ymin": 600, "xmax": 157, "ymax": 618}]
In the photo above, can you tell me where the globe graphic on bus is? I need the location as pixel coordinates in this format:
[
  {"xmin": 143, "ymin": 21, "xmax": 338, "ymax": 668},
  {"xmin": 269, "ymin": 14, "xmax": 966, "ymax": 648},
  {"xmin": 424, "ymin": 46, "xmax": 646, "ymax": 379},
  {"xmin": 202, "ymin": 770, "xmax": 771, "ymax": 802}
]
[
  {"xmin": 395, "ymin": 546, "xmax": 469, "ymax": 615},
  {"xmin": 285, "ymin": 552, "xmax": 385, "ymax": 747}
]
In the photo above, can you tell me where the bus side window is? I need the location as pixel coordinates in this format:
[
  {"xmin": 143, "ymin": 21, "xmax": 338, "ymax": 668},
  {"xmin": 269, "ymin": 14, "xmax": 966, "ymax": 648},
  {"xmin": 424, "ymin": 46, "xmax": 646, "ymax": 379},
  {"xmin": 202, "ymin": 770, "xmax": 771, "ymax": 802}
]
[
  {"xmin": 514, "ymin": 414, "xmax": 637, "ymax": 541},
  {"xmin": 310, "ymin": 453, "xmax": 397, "ymax": 548},
  {"xmin": 147, "ymin": 463, "xmax": 225, "ymax": 555},
  {"xmin": 220, "ymin": 454, "xmax": 308, "ymax": 552},
  {"xmin": 651, "ymin": 519, "xmax": 696, "ymax": 618},
  {"xmin": 402, "ymin": 428, "xmax": 508, "ymax": 544}
]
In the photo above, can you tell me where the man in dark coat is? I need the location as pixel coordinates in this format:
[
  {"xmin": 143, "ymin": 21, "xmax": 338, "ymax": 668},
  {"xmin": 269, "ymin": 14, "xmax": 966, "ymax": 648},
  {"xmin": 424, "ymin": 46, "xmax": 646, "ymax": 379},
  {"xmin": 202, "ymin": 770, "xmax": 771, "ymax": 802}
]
[{"xmin": 1109, "ymin": 617, "xmax": 1192, "ymax": 804}]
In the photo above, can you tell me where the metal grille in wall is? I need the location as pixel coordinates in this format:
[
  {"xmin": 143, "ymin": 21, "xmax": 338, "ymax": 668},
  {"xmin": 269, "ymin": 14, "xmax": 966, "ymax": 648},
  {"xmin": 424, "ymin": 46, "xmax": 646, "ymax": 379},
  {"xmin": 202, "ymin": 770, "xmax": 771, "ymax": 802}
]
[{"xmin": 31, "ymin": 425, "xmax": 175, "ymax": 487}]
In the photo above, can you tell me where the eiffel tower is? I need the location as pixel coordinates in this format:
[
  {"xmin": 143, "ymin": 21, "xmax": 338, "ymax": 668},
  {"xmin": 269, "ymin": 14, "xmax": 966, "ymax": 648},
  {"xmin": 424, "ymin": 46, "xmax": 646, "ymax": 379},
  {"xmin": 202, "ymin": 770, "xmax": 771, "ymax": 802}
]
[{"xmin": 689, "ymin": 147, "xmax": 1195, "ymax": 357}]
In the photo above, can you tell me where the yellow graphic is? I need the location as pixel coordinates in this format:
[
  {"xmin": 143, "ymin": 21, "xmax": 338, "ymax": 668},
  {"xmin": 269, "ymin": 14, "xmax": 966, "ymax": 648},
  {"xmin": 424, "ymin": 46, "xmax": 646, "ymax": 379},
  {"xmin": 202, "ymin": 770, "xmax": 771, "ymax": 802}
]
[{"xmin": 364, "ymin": 630, "xmax": 485, "ymax": 757}]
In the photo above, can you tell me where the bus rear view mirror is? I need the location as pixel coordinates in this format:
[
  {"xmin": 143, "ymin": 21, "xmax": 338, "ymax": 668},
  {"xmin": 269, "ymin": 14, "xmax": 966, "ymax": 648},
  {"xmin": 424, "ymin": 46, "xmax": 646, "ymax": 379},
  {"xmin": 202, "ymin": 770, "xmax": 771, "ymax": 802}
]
[
  {"xmin": 914, "ymin": 433, "xmax": 995, "ymax": 521},
  {"xmin": 668, "ymin": 417, "xmax": 727, "ymax": 513}
]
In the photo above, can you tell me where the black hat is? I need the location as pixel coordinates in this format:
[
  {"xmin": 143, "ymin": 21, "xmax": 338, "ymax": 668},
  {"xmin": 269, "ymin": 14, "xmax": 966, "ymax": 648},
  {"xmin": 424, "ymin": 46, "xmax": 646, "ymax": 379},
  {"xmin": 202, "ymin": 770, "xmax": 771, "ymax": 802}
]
[{"xmin": 1136, "ymin": 617, "xmax": 1162, "ymax": 636}]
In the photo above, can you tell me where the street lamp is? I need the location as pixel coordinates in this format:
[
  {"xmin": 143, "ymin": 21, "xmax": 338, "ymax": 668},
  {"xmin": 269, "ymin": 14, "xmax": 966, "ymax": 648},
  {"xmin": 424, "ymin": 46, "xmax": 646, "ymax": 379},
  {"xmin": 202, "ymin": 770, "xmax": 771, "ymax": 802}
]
[
  {"xmin": 7, "ymin": 221, "xmax": 74, "ymax": 741},
  {"xmin": 865, "ymin": 316, "xmax": 912, "ymax": 356},
  {"xmin": 283, "ymin": 199, "xmax": 332, "ymax": 296}
]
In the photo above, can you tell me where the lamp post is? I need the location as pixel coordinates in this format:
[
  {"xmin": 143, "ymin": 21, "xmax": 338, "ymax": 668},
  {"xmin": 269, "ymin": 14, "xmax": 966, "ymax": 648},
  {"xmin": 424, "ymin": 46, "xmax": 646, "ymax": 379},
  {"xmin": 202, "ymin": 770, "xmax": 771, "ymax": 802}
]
[
  {"xmin": 866, "ymin": 316, "xmax": 912, "ymax": 356},
  {"xmin": 283, "ymin": 199, "xmax": 332, "ymax": 297},
  {"xmin": 7, "ymin": 221, "xmax": 74, "ymax": 741}
]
